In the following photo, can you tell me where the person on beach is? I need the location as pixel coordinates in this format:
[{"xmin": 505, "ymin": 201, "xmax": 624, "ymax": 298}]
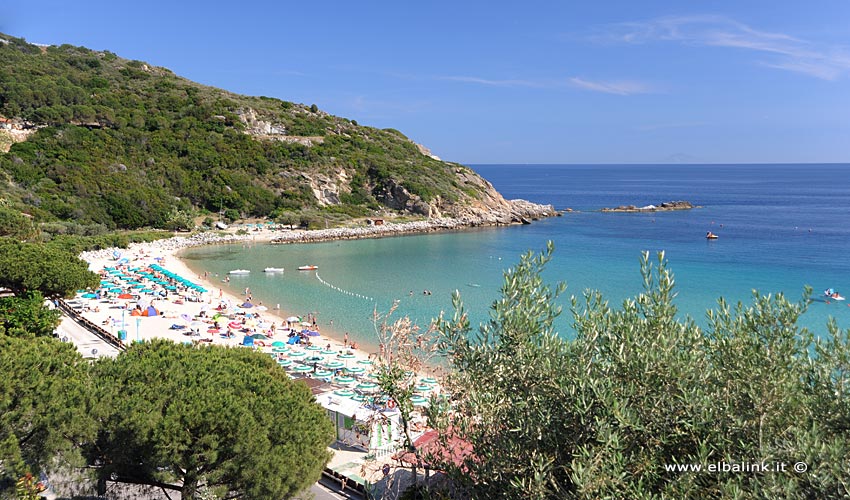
[{"xmin": 344, "ymin": 332, "xmax": 349, "ymax": 347}]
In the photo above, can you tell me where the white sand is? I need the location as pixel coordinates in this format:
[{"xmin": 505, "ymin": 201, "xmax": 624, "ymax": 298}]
[{"xmin": 75, "ymin": 231, "xmax": 375, "ymax": 368}]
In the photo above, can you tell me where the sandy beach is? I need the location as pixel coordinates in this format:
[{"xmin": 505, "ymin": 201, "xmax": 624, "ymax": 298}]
[{"xmin": 74, "ymin": 230, "xmax": 390, "ymax": 376}]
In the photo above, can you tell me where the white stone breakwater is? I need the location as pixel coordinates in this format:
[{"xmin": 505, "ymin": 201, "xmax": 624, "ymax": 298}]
[
  {"xmin": 269, "ymin": 218, "xmax": 466, "ymax": 245},
  {"xmin": 78, "ymin": 199, "xmax": 556, "ymax": 260}
]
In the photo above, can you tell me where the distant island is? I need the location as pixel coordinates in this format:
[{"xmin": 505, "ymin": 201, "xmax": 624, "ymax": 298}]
[{"xmin": 601, "ymin": 200, "xmax": 696, "ymax": 212}]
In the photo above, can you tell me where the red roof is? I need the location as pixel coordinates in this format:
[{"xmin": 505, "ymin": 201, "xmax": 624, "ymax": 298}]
[{"xmin": 394, "ymin": 429, "xmax": 474, "ymax": 470}]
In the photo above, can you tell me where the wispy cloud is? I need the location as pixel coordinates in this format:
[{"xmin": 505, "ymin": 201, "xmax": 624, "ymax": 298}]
[
  {"xmin": 568, "ymin": 77, "xmax": 653, "ymax": 95},
  {"xmin": 595, "ymin": 15, "xmax": 850, "ymax": 80},
  {"xmin": 439, "ymin": 74, "xmax": 654, "ymax": 95},
  {"xmin": 437, "ymin": 75, "xmax": 549, "ymax": 88}
]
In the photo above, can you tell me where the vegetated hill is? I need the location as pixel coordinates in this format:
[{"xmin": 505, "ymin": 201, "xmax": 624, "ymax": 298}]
[{"xmin": 0, "ymin": 33, "xmax": 552, "ymax": 231}]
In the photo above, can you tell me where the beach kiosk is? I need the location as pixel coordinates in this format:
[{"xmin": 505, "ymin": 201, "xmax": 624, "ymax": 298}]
[{"xmin": 316, "ymin": 392, "xmax": 401, "ymax": 453}]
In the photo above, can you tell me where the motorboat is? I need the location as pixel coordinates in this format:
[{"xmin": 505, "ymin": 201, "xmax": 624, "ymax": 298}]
[
  {"xmin": 705, "ymin": 232, "xmax": 718, "ymax": 239},
  {"xmin": 264, "ymin": 267, "xmax": 284, "ymax": 273},
  {"xmin": 297, "ymin": 265, "xmax": 318, "ymax": 271},
  {"xmin": 228, "ymin": 269, "xmax": 250, "ymax": 275},
  {"xmin": 824, "ymin": 288, "xmax": 845, "ymax": 301}
]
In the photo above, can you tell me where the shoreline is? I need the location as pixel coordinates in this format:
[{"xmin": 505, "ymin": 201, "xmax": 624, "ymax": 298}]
[{"xmin": 75, "ymin": 213, "xmax": 553, "ymax": 360}]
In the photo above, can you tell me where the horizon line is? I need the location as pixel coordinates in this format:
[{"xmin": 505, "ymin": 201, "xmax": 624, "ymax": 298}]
[{"xmin": 467, "ymin": 162, "xmax": 850, "ymax": 166}]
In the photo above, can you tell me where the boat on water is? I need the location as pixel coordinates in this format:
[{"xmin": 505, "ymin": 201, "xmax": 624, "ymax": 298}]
[
  {"xmin": 228, "ymin": 269, "xmax": 250, "ymax": 275},
  {"xmin": 264, "ymin": 267, "xmax": 284, "ymax": 273},
  {"xmin": 297, "ymin": 265, "xmax": 318, "ymax": 271},
  {"xmin": 706, "ymin": 231, "xmax": 718, "ymax": 239},
  {"xmin": 824, "ymin": 288, "xmax": 845, "ymax": 301}
]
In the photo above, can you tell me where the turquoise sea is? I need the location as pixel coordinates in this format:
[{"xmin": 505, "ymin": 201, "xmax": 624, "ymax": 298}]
[{"xmin": 181, "ymin": 164, "xmax": 850, "ymax": 349}]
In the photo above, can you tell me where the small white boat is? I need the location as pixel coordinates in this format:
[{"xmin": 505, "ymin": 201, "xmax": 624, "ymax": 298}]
[
  {"xmin": 297, "ymin": 265, "xmax": 318, "ymax": 271},
  {"xmin": 264, "ymin": 267, "xmax": 284, "ymax": 273},
  {"xmin": 228, "ymin": 269, "xmax": 250, "ymax": 275}
]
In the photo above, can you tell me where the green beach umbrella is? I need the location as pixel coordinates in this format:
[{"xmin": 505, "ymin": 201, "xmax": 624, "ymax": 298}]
[
  {"xmin": 324, "ymin": 361, "xmax": 344, "ymax": 370},
  {"xmin": 420, "ymin": 377, "xmax": 438, "ymax": 385},
  {"xmin": 320, "ymin": 350, "xmax": 337, "ymax": 355},
  {"xmin": 356, "ymin": 382, "xmax": 378, "ymax": 392},
  {"xmin": 345, "ymin": 366, "xmax": 365, "ymax": 375},
  {"xmin": 338, "ymin": 353, "xmax": 356, "ymax": 359},
  {"xmin": 288, "ymin": 351, "xmax": 306, "ymax": 357},
  {"xmin": 357, "ymin": 359, "xmax": 374, "ymax": 365},
  {"xmin": 277, "ymin": 359, "xmax": 292, "ymax": 367},
  {"xmin": 271, "ymin": 341, "xmax": 286, "ymax": 347},
  {"xmin": 306, "ymin": 345, "xmax": 322, "ymax": 351},
  {"xmin": 293, "ymin": 364, "xmax": 312, "ymax": 373},
  {"xmin": 411, "ymin": 395, "xmax": 429, "ymax": 406},
  {"xmin": 334, "ymin": 389, "xmax": 355, "ymax": 397},
  {"xmin": 314, "ymin": 370, "xmax": 333, "ymax": 378},
  {"xmin": 335, "ymin": 376, "xmax": 356, "ymax": 384}
]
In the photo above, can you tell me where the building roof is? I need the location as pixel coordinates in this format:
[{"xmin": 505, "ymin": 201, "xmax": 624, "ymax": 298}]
[{"xmin": 395, "ymin": 429, "xmax": 474, "ymax": 470}]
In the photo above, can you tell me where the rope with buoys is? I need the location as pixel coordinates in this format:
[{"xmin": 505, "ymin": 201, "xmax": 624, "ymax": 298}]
[{"xmin": 315, "ymin": 272, "xmax": 374, "ymax": 302}]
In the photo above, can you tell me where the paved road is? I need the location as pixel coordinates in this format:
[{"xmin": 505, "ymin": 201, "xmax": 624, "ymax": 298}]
[{"xmin": 306, "ymin": 479, "xmax": 364, "ymax": 500}]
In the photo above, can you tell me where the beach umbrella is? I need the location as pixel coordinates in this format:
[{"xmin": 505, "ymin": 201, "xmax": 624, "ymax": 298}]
[
  {"xmin": 333, "ymin": 389, "xmax": 355, "ymax": 397},
  {"xmin": 324, "ymin": 361, "xmax": 345, "ymax": 370},
  {"xmin": 286, "ymin": 316, "xmax": 301, "ymax": 322},
  {"xmin": 335, "ymin": 376, "xmax": 356, "ymax": 384},
  {"xmin": 272, "ymin": 347, "xmax": 288, "ymax": 353},
  {"xmin": 271, "ymin": 341, "xmax": 286, "ymax": 347},
  {"xmin": 351, "ymin": 394, "xmax": 367, "ymax": 402},
  {"xmin": 241, "ymin": 302, "xmax": 254, "ymax": 308},
  {"xmin": 255, "ymin": 305, "xmax": 268, "ymax": 311},
  {"xmin": 306, "ymin": 345, "xmax": 322, "ymax": 351},
  {"xmin": 118, "ymin": 293, "xmax": 134, "ymax": 299},
  {"xmin": 414, "ymin": 384, "xmax": 432, "ymax": 393},
  {"xmin": 293, "ymin": 364, "xmax": 313, "ymax": 373},
  {"xmin": 82, "ymin": 292, "xmax": 98, "ymax": 299},
  {"xmin": 411, "ymin": 395, "xmax": 429, "ymax": 406},
  {"xmin": 305, "ymin": 330, "xmax": 321, "ymax": 337},
  {"xmin": 306, "ymin": 355, "xmax": 325, "ymax": 363},
  {"xmin": 345, "ymin": 366, "xmax": 366, "ymax": 375},
  {"xmin": 277, "ymin": 358, "xmax": 292, "ymax": 367},
  {"xmin": 357, "ymin": 359, "xmax": 374, "ymax": 365},
  {"xmin": 420, "ymin": 377, "xmax": 438, "ymax": 385},
  {"xmin": 338, "ymin": 353, "xmax": 356, "ymax": 359},
  {"xmin": 356, "ymin": 382, "xmax": 379, "ymax": 392},
  {"xmin": 288, "ymin": 351, "xmax": 306, "ymax": 357},
  {"xmin": 314, "ymin": 370, "xmax": 333, "ymax": 378},
  {"xmin": 250, "ymin": 333, "xmax": 269, "ymax": 340},
  {"xmin": 320, "ymin": 350, "xmax": 337, "ymax": 355},
  {"xmin": 300, "ymin": 321, "xmax": 311, "ymax": 327}
]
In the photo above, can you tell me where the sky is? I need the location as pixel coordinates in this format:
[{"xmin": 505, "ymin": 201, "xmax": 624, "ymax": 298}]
[{"xmin": 3, "ymin": 1, "xmax": 850, "ymax": 164}]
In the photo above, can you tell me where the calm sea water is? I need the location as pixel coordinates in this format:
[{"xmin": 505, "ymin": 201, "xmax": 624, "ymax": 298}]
[{"xmin": 181, "ymin": 164, "xmax": 850, "ymax": 348}]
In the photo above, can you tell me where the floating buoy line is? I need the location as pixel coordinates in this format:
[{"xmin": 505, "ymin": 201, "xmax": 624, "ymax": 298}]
[{"xmin": 315, "ymin": 272, "xmax": 375, "ymax": 302}]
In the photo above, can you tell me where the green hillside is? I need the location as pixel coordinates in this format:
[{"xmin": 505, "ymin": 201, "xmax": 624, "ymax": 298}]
[{"xmin": 0, "ymin": 34, "xmax": 489, "ymax": 230}]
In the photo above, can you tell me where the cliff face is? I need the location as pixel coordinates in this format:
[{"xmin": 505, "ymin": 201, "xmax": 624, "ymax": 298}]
[{"xmin": 374, "ymin": 170, "xmax": 555, "ymax": 224}]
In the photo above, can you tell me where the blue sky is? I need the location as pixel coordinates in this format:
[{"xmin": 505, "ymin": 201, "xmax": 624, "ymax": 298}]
[{"xmin": 4, "ymin": 1, "xmax": 850, "ymax": 164}]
